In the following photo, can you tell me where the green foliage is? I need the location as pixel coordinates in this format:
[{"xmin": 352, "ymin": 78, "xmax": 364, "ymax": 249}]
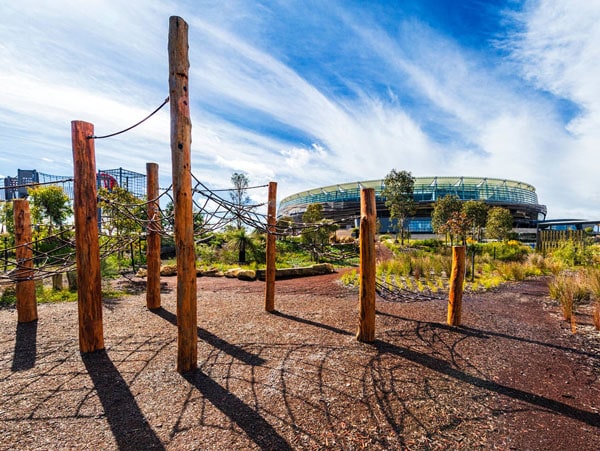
[
  {"xmin": 226, "ymin": 228, "xmax": 257, "ymax": 264},
  {"xmin": 302, "ymin": 203, "xmax": 324, "ymax": 224},
  {"xmin": 548, "ymin": 271, "xmax": 588, "ymax": 322},
  {"xmin": 481, "ymin": 241, "xmax": 531, "ymax": 262},
  {"xmin": 98, "ymin": 187, "xmax": 144, "ymax": 236},
  {"xmin": 431, "ymin": 195, "xmax": 462, "ymax": 242},
  {"xmin": 230, "ymin": 172, "xmax": 250, "ymax": 229},
  {"xmin": 381, "ymin": 169, "xmax": 416, "ymax": 244},
  {"xmin": 414, "ymin": 238, "xmax": 445, "ymax": 253},
  {"xmin": 28, "ymin": 185, "xmax": 72, "ymax": 230},
  {"xmin": 37, "ymin": 285, "xmax": 78, "ymax": 303},
  {"xmin": 0, "ymin": 201, "xmax": 15, "ymax": 236},
  {"xmin": 275, "ymin": 215, "xmax": 294, "ymax": 238},
  {"xmin": 300, "ymin": 204, "xmax": 337, "ymax": 255},
  {"xmin": 100, "ymin": 252, "xmax": 128, "ymax": 278},
  {"xmin": 549, "ymin": 239, "xmax": 593, "ymax": 267},
  {"xmin": 463, "ymin": 200, "xmax": 489, "ymax": 240},
  {"xmin": 2, "ymin": 282, "xmax": 83, "ymax": 307},
  {"xmin": 340, "ymin": 269, "xmax": 359, "ymax": 287},
  {"xmin": 485, "ymin": 207, "xmax": 513, "ymax": 241},
  {"xmin": 439, "ymin": 211, "xmax": 471, "ymax": 245},
  {"xmin": 0, "ymin": 285, "xmax": 16, "ymax": 307},
  {"xmin": 196, "ymin": 243, "xmax": 220, "ymax": 265}
]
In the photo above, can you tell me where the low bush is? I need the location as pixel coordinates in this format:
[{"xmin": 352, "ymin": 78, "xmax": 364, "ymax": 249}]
[
  {"xmin": 340, "ymin": 269, "xmax": 359, "ymax": 287},
  {"xmin": 548, "ymin": 271, "xmax": 588, "ymax": 323}
]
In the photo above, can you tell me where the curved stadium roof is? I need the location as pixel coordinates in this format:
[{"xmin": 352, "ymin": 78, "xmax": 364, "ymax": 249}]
[{"xmin": 278, "ymin": 176, "xmax": 547, "ymax": 232}]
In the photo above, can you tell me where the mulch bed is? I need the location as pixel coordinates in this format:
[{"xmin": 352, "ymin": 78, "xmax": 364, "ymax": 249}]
[{"xmin": 1, "ymin": 272, "xmax": 599, "ymax": 450}]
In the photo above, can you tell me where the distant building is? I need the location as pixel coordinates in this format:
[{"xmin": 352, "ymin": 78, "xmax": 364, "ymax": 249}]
[
  {"xmin": 1, "ymin": 167, "xmax": 146, "ymax": 202},
  {"xmin": 278, "ymin": 176, "xmax": 547, "ymax": 234}
]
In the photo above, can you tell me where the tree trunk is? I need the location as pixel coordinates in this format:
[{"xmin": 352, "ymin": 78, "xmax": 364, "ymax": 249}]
[{"xmin": 52, "ymin": 273, "xmax": 63, "ymax": 291}]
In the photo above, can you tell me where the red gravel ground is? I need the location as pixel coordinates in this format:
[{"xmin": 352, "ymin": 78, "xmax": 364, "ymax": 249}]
[{"xmin": 1, "ymin": 272, "xmax": 599, "ymax": 450}]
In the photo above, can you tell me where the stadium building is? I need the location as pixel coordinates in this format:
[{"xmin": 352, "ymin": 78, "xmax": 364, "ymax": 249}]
[{"xmin": 278, "ymin": 176, "xmax": 547, "ymax": 234}]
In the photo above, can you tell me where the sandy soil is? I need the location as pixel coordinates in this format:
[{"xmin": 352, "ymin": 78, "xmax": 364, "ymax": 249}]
[{"xmin": 1, "ymin": 272, "xmax": 599, "ymax": 450}]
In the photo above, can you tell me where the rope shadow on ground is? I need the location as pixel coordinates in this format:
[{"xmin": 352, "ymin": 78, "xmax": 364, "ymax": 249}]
[{"xmin": 373, "ymin": 339, "xmax": 600, "ymax": 428}]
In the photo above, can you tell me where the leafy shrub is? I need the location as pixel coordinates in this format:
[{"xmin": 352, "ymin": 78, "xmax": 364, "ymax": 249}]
[
  {"xmin": 378, "ymin": 254, "xmax": 412, "ymax": 277},
  {"xmin": 548, "ymin": 271, "xmax": 588, "ymax": 322},
  {"xmin": 1, "ymin": 286, "xmax": 16, "ymax": 307},
  {"xmin": 497, "ymin": 262, "xmax": 527, "ymax": 281},
  {"xmin": 414, "ymin": 238, "xmax": 445, "ymax": 253},
  {"xmin": 340, "ymin": 270, "xmax": 359, "ymax": 287},
  {"xmin": 196, "ymin": 243, "xmax": 220, "ymax": 265},
  {"xmin": 482, "ymin": 241, "xmax": 531, "ymax": 262},
  {"xmin": 550, "ymin": 240, "xmax": 593, "ymax": 267}
]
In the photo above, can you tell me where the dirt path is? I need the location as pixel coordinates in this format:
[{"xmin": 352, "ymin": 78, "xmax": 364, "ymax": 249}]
[{"xmin": 0, "ymin": 273, "xmax": 599, "ymax": 450}]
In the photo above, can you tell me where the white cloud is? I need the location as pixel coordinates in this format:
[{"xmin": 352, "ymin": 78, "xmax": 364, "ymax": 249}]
[{"xmin": 1, "ymin": 0, "xmax": 599, "ymax": 220}]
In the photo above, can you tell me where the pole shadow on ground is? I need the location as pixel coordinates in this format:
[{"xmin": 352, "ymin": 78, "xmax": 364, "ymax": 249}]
[
  {"xmin": 182, "ymin": 369, "xmax": 292, "ymax": 451},
  {"xmin": 82, "ymin": 350, "xmax": 165, "ymax": 450},
  {"xmin": 150, "ymin": 307, "xmax": 265, "ymax": 366},
  {"xmin": 12, "ymin": 321, "xmax": 37, "ymax": 371}
]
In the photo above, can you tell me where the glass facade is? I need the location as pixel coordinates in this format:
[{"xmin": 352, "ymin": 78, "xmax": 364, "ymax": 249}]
[{"xmin": 279, "ymin": 176, "xmax": 547, "ymax": 233}]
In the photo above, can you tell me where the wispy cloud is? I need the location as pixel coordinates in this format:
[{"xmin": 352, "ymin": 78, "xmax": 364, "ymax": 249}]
[{"xmin": 0, "ymin": 0, "xmax": 599, "ymax": 217}]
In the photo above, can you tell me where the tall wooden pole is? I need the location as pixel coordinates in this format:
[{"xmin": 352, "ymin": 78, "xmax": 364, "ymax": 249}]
[
  {"xmin": 447, "ymin": 245, "xmax": 466, "ymax": 326},
  {"xmin": 357, "ymin": 188, "xmax": 376, "ymax": 342},
  {"xmin": 72, "ymin": 120, "xmax": 104, "ymax": 352},
  {"xmin": 169, "ymin": 16, "xmax": 197, "ymax": 373},
  {"xmin": 13, "ymin": 199, "xmax": 37, "ymax": 323},
  {"xmin": 146, "ymin": 162, "xmax": 161, "ymax": 310},
  {"xmin": 265, "ymin": 182, "xmax": 277, "ymax": 312}
]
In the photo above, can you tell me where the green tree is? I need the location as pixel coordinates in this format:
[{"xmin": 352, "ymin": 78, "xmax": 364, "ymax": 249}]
[
  {"xmin": 486, "ymin": 207, "xmax": 513, "ymax": 241},
  {"xmin": 27, "ymin": 185, "xmax": 72, "ymax": 232},
  {"xmin": 98, "ymin": 187, "xmax": 144, "ymax": 237},
  {"xmin": 463, "ymin": 200, "xmax": 489, "ymax": 241},
  {"xmin": 439, "ymin": 211, "xmax": 471, "ymax": 245},
  {"xmin": 230, "ymin": 172, "xmax": 250, "ymax": 230},
  {"xmin": 0, "ymin": 201, "xmax": 14, "ymax": 236},
  {"xmin": 431, "ymin": 195, "xmax": 462, "ymax": 244},
  {"xmin": 381, "ymin": 169, "xmax": 416, "ymax": 245},
  {"xmin": 226, "ymin": 227, "xmax": 257, "ymax": 264},
  {"xmin": 275, "ymin": 215, "xmax": 294, "ymax": 240},
  {"xmin": 301, "ymin": 204, "xmax": 337, "ymax": 260}
]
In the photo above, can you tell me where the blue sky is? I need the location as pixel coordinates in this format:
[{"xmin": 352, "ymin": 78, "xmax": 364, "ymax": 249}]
[{"xmin": 1, "ymin": 0, "xmax": 599, "ymax": 219}]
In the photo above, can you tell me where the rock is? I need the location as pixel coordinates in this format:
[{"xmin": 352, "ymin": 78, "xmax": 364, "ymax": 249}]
[
  {"xmin": 224, "ymin": 268, "xmax": 243, "ymax": 278},
  {"xmin": 256, "ymin": 263, "xmax": 335, "ymax": 281},
  {"xmin": 237, "ymin": 270, "xmax": 256, "ymax": 281},
  {"xmin": 198, "ymin": 268, "xmax": 220, "ymax": 277},
  {"xmin": 160, "ymin": 265, "xmax": 177, "ymax": 276}
]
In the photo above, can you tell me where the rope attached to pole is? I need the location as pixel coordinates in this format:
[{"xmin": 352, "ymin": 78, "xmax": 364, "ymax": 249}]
[{"xmin": 87, "ymin": 97, "xmax": 169, "ymax": 140}]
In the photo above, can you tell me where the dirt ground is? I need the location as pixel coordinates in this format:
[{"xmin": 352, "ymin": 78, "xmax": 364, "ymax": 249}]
[{"xmin": 1, "ymin": 271, "xmax": 599, "ymax": 450}]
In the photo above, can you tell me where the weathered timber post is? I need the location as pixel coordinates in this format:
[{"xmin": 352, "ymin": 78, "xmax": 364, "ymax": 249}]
[
  {"xmin": 72, "ymin": 120, "xmax": 104, "ymax": 352},
  {"xmin": 265, "ymin": 182, "xmax": 277, "ymax": 312},
  {"xmin": 447, "ymin": 245, "xmax": 466, "ymax": 326},
  {"xmin": 357, "ymin": 188, "xmax": 376, "ymax": 342},
  {"xmin": 52, "ymin": 273, "xmax": 63, "ymax": 291},
  {"xmin": 169, "ymin": 16, "xmax": 197, "ymax": 373},
  {"xmin": 13, "ymin": 199, "xmax": 37, "ymax": 323},
  {"xmin": 146, "ymin": 162, "xmax": 162, "ymax": 310}
]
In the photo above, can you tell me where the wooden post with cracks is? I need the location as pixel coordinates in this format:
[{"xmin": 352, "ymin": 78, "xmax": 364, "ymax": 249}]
[
  {"xmin": 356, "ymin": 188, "xmax": 376, "ymax": 342},
  {"xmin": 71, "ymin": 120, "xmax": 104, "ymax": 352},
  {"xmin": 146, "ymin": 162, "xmax": 162, "ymax": 310},
  {"xmin": 447, "ymin": 245, "xmax": 466, "ymax": 326},
  {"xmin": 265, "ymin": 182, "xmax": 277, "ymax": 312},
  {"xmin": 14, "ymin": 199, "xmax": 37, "ymax": 323},
  {"xmin": 169, "ymin": 16, "xmax": 197, "ymax": 373}
]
